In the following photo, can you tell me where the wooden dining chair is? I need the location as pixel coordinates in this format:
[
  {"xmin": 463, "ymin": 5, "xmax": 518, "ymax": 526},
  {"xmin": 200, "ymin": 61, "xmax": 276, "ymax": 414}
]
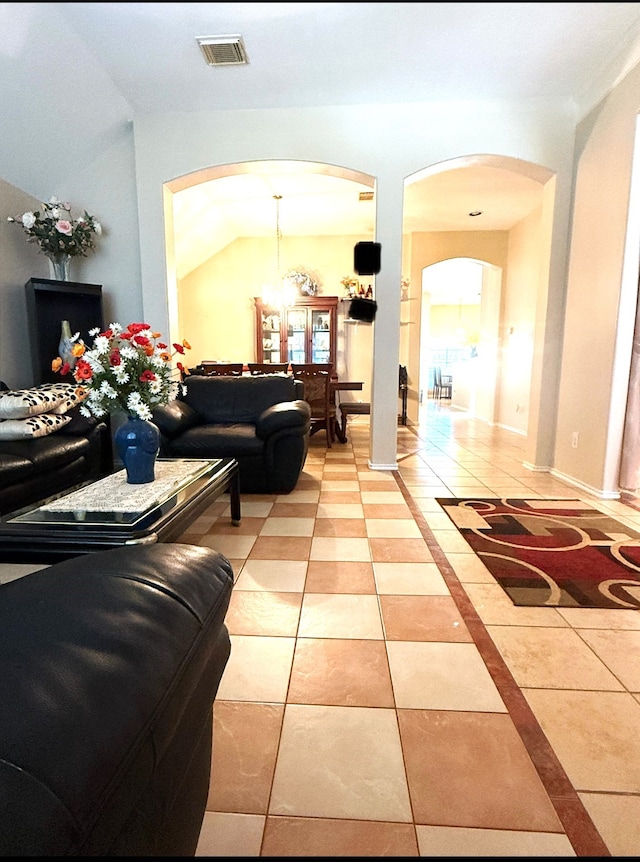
[
  {"xmin": 200, "ymin": 362, "xmax": 244, "ymax": 376},
  {"xmin": 290, "ymin": 363, "xmax": 333, "ymax": 376},
  {"xmin": 248, "ymin": 362, "xmax": 289, "ymax": 375},
  {"xmin": 291, "ymin": 364, "xmax": 336, "ymax": 447}
]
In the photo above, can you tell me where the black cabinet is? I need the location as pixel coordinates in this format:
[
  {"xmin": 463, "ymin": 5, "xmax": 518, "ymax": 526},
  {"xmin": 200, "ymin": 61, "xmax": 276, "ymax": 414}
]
[{"xmin": 25, "ymin": 278, "xmax": 104, "ymax": 385}]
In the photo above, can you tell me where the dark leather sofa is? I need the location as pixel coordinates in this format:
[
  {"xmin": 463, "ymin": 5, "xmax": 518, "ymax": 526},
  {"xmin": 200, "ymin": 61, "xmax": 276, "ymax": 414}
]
[
  {"xmin": 0, "ymin": 542, "xmax": 234, "ymax": 856},
  {"xmin": 152, "ymin": 374, "xmax": 311, "ymax": 494},
  {"xmin": 0, "ymin": 381, "xmax": 110, "ymax": 516}
]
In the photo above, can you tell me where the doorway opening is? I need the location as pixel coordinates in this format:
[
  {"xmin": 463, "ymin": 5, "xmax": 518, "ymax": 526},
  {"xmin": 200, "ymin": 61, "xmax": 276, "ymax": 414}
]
[{"xmin": 419, "ymin": 258, "xmax": 502, "ymax": 423}]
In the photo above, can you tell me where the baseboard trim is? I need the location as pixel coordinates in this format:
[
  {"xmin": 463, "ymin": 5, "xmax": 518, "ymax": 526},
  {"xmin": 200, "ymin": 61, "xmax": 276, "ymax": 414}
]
[
  {"xmin": 368, "ymin": 460, "xmax": 398, "ymax": 471},
  {"xmin": 549, "ymin": 467, "xmax": 621, "ymax": 500},
  {"xmin": 522, "ymin": 461, "xmax": 550, "ymax": 473}
]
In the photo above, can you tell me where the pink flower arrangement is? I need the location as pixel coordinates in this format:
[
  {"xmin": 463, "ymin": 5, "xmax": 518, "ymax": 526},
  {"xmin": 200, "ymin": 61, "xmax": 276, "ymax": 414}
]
[{"xmin": 7, "ymin": 196, "xmax": 102, "ymax": 258}]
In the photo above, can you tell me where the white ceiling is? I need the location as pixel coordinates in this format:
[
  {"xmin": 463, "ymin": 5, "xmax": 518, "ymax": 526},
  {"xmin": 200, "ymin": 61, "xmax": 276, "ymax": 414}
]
[
  {"xmin": 56, "ymin": 3, "xmax": 640, "ymax": 114},
  {"xmin": 51, "ymin": 2, "xmax": 640, "ymax": 279},
  {"xmin": 171, "ymin": 163, "xmax": 546, "ymax": 279}
]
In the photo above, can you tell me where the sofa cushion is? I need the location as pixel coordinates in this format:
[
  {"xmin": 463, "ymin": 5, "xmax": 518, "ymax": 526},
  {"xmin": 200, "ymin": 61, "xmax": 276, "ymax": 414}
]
[
  {"xmin": 182, "ymin": 375, "xmax": 299, "ymax": 424},
  {"xmin": 0, "ymin": 452, "xmax": 35, "ymax": 483},
  {"xmin": 0, "ymin": 384, "xmax": 83, "ymax": 419},
  {"xmin": 0, "ymin": 412, "xmax": 72, "ymax": 441},
  {"xmin": 0, "ymin": 433, "xmax": 91, "ymax": 471},
  {"xmin": 164, "ymin": 424, "xmax": 264, "ymax": 458}
]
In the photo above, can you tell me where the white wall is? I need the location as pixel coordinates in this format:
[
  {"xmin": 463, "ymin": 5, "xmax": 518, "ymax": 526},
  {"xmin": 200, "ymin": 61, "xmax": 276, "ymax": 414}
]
[
  {"xmin": 133, "ymin": 101, "xmax": 577, "ymax": 469},
  {"xmin": 0, "ymin": 4, "xmax": 143, "ymax": 351}
]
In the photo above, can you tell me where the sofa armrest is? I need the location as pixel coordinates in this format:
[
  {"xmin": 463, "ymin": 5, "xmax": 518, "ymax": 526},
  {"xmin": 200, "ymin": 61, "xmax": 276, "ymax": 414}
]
[
  {"xmin": 61, "ymin": 405, "xmax": 102, "ymax": 436},
  {"xmin": 0, "ymin": 543, "xmax": 233, "ymax": 856},
  {"xmin": 255, "ymin": 400, "xmax": 311, "ymax": 440},
  {"xmin": 153, "ymin": 399, "xmax": 201, "ymax": 438}
]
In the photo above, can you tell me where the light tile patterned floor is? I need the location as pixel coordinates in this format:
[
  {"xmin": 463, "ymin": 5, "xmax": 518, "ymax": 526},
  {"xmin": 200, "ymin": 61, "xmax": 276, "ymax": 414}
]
[
  {"xmin": 5, "ymin": 403, "xmax": 639, "ymax": 855},
  {"xmin": 188, "ymin": 403, "xmax": 640, "ymax": 856}
]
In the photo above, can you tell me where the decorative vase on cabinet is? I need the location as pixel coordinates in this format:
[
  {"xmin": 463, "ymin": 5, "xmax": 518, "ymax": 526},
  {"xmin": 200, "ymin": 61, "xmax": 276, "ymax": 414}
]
[
  {"xmin": 47, "ymin": 253, "xmax": 72, "ymax": 281},
  {"xmin": 58, "ymin": 319, "xmax": 77, "ymax": 370}
]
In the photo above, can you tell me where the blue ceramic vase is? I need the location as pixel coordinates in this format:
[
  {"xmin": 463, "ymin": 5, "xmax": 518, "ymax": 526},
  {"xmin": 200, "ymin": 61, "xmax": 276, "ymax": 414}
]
[{"xmin": 114, "ymin": 416, "xmax": 160, "ymax": 484}]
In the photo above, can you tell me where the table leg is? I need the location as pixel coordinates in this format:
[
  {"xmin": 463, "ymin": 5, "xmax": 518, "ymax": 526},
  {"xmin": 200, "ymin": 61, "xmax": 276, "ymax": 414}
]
[
  {"xmin": 229, "ymin": 468, "xmax": 241, "ymax": 526},
  {"xmin": 336, "ymin": 408, "xmax": 348, "ymax": 444}
]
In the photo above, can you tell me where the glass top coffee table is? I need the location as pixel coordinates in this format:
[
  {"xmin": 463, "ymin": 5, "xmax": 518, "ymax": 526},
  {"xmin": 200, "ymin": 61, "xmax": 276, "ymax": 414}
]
[{"xmin": 0, "ymin": 457, "xmax": 240, "ymax": 563}]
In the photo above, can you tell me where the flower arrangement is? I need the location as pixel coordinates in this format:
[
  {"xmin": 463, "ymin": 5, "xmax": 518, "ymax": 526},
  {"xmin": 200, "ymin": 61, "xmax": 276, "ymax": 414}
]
[
  {"xmin": 341, "ymin": 275, "xmax": 359, "ymax": 297},
  {"xmin": 7, "ymin": 196, "xmax": 102, "ymax": 258},
  {"xmin": 283, "ymin": 268, "xmax": 319, "ymax": 296},
  {"xmin": 51, "ymin": 322, "xmax": 191, "ymax": 421}
]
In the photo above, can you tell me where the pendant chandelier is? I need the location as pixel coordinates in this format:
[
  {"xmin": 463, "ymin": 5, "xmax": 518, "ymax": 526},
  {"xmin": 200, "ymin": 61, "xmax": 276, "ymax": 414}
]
[{"xmin": 261, "ymin": 194, "xmax": 297, "ymax": 308}]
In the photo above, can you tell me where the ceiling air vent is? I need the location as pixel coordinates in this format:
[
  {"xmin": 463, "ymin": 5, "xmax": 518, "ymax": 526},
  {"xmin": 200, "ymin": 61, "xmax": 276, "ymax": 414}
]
[
  {"xmin": 197, "ymin": 35, "xmax": 249, "ymax": 66},
  {"xmin": 359, "ymin": 192, "xmax": 374, "ymax": 202}
]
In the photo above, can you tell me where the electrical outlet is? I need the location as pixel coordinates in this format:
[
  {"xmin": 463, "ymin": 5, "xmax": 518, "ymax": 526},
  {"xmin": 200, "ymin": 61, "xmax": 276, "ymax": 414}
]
[{"xmin": 571, "ymin": 431, "xmax": 579, "ymax": 449}]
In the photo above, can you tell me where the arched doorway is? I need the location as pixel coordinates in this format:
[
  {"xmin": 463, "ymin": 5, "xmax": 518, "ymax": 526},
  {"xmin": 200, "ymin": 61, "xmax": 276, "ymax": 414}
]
[
  {"xmin": 162, "ymin": 160, "xmax": 376, "ymax": 382},
  {"xmin": 401, "ymin": 156, "xmax": 555, "ymax": 462}
]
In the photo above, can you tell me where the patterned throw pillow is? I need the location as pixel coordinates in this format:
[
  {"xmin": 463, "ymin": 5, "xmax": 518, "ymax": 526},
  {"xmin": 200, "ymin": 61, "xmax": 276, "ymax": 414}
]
[
  {"xmin": 0, "ymin": 384, "xmax": 83, "ymax": 419},
  {"xmin": 0, "ymin": 412, "xmax": 72, "ymax": 440}
]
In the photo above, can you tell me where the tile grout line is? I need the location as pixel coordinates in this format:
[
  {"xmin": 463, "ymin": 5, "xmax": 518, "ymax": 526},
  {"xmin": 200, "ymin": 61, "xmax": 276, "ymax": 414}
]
[{"xmin": 392, "ymin": 467, "xmax": 611, "ymax": 857}]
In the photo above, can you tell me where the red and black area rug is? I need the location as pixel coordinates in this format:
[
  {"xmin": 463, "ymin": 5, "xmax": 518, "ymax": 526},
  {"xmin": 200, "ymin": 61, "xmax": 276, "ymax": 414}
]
[{"xmin": 437, "ymin": 497, "xmax": 640, "ymax": 609}]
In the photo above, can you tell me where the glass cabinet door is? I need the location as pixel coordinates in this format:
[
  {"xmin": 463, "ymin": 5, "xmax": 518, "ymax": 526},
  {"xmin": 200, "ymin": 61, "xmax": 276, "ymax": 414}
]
[
  {"xmin": 261, "ymin": 307, "xmax": 282, "ymax": 363},
  {"xmin": 286, "ymin": 308, "xmax": 308, "ymax": 363},
  {"xmin": 256, "ymin": 296, "xmax": 338, "ymax": 366},
  {"xmin": 311, "ymin": 309, "xmax": 331, "ymax": 364}
]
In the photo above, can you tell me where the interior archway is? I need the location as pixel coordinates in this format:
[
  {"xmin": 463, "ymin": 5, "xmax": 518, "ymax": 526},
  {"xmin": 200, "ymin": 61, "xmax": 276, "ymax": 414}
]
[
  {"xmin": 401, "ymin": 155, "xmax": 555, "ymax": 462},
  {"xmin": 163, "ymin": 160, "xmax": 376, "ymax": 378},
  {"xmin": 161, "ymin": 154, "xmax": 556, "ymax": 467}
]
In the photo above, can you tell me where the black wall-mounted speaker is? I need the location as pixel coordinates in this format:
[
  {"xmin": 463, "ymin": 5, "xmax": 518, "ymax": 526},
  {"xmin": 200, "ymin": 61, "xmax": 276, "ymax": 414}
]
[
  {"xmin": 354, "ymin": 241, "xmax": 381, "ymax": 275},
  {"xmin": 349, "ymin": 297, "xmax": 378, "ymax": 322}
]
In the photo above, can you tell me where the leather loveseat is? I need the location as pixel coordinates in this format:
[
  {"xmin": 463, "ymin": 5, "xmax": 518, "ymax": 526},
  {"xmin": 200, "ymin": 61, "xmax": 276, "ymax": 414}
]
[
  {"xmin": 0, "ymin": 381, "xmax": 110, "ymax": 516},
  {"xmin": 152, "ymin": 374, "xmax": 311, "ymax": 494},
  {"xmin": 0, "ymin": 542, "xmax": 234, "ymax": 856}
]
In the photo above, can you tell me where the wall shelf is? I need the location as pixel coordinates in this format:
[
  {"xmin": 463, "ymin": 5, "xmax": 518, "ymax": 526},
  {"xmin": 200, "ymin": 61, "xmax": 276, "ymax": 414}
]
[{"xmin": 25, "ymin": 278, "xmax": 104, "ymax": 385}]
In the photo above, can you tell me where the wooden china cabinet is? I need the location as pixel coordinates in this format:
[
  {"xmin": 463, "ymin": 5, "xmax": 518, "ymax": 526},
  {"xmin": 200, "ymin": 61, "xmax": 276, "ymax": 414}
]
[{"xmin": 254, "ymin": 296, "xmax": 338, "ymax": 366}]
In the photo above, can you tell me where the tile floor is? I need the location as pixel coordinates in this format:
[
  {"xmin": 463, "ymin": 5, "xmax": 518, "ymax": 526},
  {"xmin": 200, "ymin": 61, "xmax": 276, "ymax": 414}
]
[
  {"xmin": 188, "ymin": 402, "xmax": 640, "ymax": 857},
  {"xmin": 3, "ymin": 402, "xmax": 640, "ymax": 856}
]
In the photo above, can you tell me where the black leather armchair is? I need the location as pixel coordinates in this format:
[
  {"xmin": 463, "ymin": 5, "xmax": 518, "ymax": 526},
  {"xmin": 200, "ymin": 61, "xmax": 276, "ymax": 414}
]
[
  {"xmin": 0, "ymin": 542, "xmax": 234, "ymax": 856},
  {"xmin": 152, "ymin": 374, "xmax": 311, "ymax": 494}
]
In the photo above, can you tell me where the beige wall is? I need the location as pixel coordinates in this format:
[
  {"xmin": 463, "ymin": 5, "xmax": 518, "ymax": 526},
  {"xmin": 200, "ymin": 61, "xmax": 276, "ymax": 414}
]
[
  {"xmin": 555, "ymin": 61, "xmax": 640, "ymax": 495},
  {"xmin": 498, "ymin": 206, "xmax": 544, "ymax": 433},
  {"xmin": 0, "ymin": 180, "xmax": 49, "ymax": 388},
  {"xmin": 179, "ymin": 234, "xmax": 365, "ymax": 374}
]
